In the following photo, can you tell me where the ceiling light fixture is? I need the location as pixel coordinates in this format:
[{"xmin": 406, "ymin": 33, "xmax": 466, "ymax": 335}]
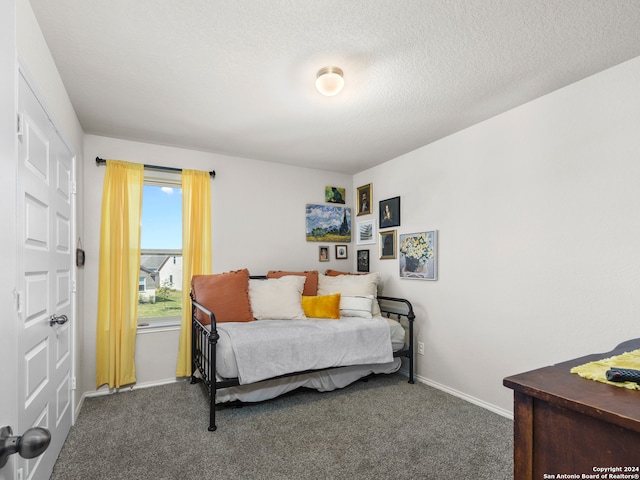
[{"xmin": 316, "ymin": 66, "xmax": 344, "ymax": 96}]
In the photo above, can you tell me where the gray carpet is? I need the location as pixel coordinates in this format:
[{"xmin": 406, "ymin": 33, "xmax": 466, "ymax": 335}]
[{"xmin": 51, "ymin": 374, "xmax": 513, "ymax": 479}]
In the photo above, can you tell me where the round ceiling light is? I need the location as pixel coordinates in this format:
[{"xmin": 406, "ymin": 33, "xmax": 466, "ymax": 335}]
[{"xmin": 316, "ymin": 66, "xmax": 344, "ymax": 96}]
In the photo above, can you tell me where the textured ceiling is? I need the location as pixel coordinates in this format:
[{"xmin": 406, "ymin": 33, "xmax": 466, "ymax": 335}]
[{"xmin": 29, "ymin": 0, "xmax": 640, "ymax": 174}]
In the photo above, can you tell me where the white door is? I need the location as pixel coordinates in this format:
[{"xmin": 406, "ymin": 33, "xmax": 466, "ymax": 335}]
[
  {"xmin": 0, "ymin": 3, "xmax": 18, "ymax": 478},
  {"xmin": 16, "ymin": 73, "xmax": 75, "ymax": 480}
]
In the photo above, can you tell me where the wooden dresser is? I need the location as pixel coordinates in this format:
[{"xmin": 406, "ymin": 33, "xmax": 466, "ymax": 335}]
[{"xmin": 503, "ymin": 338, "xmax": 640, "ymax": 480}]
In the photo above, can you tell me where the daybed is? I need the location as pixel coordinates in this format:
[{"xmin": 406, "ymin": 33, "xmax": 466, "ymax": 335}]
[{"xmin": 189, "ymin": 269, "xmax": 415, "ymax": 431}]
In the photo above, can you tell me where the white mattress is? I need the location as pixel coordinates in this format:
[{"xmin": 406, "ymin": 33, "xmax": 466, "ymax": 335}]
[{"xmin": 212, "ymin": 317, "xmax": 406, "ymax": 380}]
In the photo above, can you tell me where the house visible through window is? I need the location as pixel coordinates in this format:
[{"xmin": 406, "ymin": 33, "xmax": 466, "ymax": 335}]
[{"xmin": 138, "ymin": 174, "xmax": 182, "ymax": 329}]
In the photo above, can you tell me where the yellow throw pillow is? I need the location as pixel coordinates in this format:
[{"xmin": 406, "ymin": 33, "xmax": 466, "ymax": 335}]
[{"xmin": 301, "ymin": 293, "xmax": 341, "ymax": 319}]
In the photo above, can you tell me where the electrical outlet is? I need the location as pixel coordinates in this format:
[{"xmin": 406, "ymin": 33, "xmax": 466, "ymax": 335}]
[{"xmin": 417, "ymin": 342, "xmax": 424, "ymax": 355}]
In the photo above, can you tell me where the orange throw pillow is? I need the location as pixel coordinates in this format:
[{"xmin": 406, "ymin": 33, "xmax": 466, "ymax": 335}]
[
  {"xmin": 266, "ymin": 270, "xmax": 318, "ymax": 296},
  {"xmin": 324, "ymin": 269, "xmax": 363, "ymax": 277},
  {"xmin": 301, "ymin": 294, "xmax": 341, "ymax": 319},
  {"xmin": 191, "ymin": 269, "xmax": 253, "ymax": 325}
]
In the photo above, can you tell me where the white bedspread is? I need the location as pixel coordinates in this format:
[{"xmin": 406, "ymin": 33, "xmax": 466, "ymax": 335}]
[{"xmin": 217, "ymin": 317, "xmax": 394, "ymax": 384}]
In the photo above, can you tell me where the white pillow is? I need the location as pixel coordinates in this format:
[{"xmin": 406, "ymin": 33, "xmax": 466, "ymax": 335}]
[
  {"xmin": 317, "ymin": 273, "xmax": 381, "ymax": 316},
  {"xmin": 249, "ymin": 276, "xmax": 306, "ymax": 320},
  {"xmin": 340, "ymin": 295, "xmax": 374, "ymax": 318}
]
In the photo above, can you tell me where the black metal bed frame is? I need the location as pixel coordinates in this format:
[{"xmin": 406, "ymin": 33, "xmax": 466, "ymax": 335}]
[{"xmin": 190, "ymin": 287, "xmax": 415, "ymax": 432}]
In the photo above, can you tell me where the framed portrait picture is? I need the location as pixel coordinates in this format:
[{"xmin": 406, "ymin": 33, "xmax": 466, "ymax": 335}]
[
  {"xmin": 379, "ymin": 230, "xmax": 397, "ymax": 259},
  {"xmin": 356, "ymin": 219, "xmax": 376, "ymax": 245},
  {"xmin": 335, "ymin": 244, "xmax": 348, "ymax": 259},
  {"xmin": 356, "ymin": 183, "xmax": 372, "ymax": 216},
  {"xmin": 306, "ymin": 204, "xmax": 351, "ymax": 242},
  {"xmin": 319, "ymin": 246, "xmax": 329, "ymax": 262},
  {"xmin": 379, "ymin": 196, "xmax": 400, "ymax": 228},
  {"xmin": 357, "ymin": 250, "xmax": 370, "ymax": 273},
  {"xmin": 325, "ymin": 186, "xmax": 345, "ymax": 204},
  {"xmin": 399, "ymin": 231, "xmax": 437, "ymax": 280}
]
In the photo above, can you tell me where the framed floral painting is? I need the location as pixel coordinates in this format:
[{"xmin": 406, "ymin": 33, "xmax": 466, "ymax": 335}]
[{"xmin": 399, "ymin": 231, "xmax": 437, "ymax": 280}]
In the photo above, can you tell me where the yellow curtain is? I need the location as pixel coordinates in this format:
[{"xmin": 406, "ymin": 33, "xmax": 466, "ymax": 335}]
[
  {"xmin": 176, "ymin": 169, "xmax": 212, "ymax": 376},
  {"xmin": 95, "ymin": 160, "xmax": 144, "ymax": 389}
]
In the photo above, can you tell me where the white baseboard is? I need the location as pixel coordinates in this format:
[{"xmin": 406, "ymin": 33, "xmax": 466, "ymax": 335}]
[{"xmin": 399, "ymin": 367, "xmax": 513, "ymax": 420}]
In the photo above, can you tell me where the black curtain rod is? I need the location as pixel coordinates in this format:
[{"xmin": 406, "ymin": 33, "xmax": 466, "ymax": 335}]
[{"xmin": 95, "ymin": 157, "xmax": 215, "ymax": 178}]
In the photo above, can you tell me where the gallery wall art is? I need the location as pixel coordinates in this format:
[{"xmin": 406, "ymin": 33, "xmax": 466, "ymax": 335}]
[
  {"xmin": 356, "ymin": 219, "xmax": 375, "ymax": 245},
  {"xmin": 399, "ymin": 231, "xmax": 437, "ymax": 280},
  {"xmin": 306, "ymin": 204, "xmax": 351, "ymax": 242},
  {"xmin": 356, "ymin": 183, "xmax": 372, "ymax": 216},
  {"xmin": 379, "ymin": 196, "xmax": 400, "ymax": 228},
  {"xmin": 325, "ymin": 186, "xmax": 345, "ymax": 204}
]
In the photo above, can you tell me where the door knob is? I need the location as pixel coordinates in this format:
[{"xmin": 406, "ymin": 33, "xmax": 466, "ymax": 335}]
[
  {"xmin": 49, "ymin": 314, "xmax": 69, "ymax": 327},
  {"xmin": 0, "ymin": 426, "xmax": 51, "ymax": 468}
]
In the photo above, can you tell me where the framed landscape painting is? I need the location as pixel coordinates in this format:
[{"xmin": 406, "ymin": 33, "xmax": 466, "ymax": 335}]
[{"xmin": 306, "ymin": 204, "xmax": 351, "ymax": 242}]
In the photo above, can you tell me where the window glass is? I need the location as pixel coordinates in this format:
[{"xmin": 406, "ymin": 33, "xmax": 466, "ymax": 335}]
[{"xmin": 138, "ymin": 181, "xmax": 182, "ymax": 328}]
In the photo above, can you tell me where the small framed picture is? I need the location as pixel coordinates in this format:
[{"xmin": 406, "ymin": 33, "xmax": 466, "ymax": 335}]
[
  {"xmin": 357, "ymin": 183, "xmax": 372, "ymax": 216},
  {"xmin": 335, "ymin": 245, "xmax": 348, "ymax": 259},
  {"xmin": 356, "ymin": 219, "xmax": 376, "ymax": 245},
  {"xmin": 357, "ymin": 250, "xmax": 370, "ymax": 272},
  {"xmin": 325, "ymin": 186, "xmax": 345, "ymax": 204},
  {"xmin": 379, "ymin": 196, "xmax": 400, "ymax": 228},
  {"xmin": 379, "ymin": 230, "xmax": 397, "ymax": 259},
  {"xmin": 319, "ymin": 246, "xmax": 329, "ymax": 262}
]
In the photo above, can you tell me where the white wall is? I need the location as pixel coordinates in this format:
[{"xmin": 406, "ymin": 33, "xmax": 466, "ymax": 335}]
[
  {"xmin": 355, "ymin": 56, "xmax": 640, "ymax": 415},
  {"xmin": 82, "ymin": 134, "xmax": 353, "ymax": 393}
]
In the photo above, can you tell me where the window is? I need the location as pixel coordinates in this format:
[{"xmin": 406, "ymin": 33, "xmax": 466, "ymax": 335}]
[{"xmin": 137, "ymin": 172, "xmax": 182, "ymax": 329}]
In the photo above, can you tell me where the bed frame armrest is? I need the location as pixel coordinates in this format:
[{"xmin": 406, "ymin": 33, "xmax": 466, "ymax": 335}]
[
  {"xmin": 191, "ymin": 297, "xmax": 215, "ymax": 329},
  {"xmin": 377, "ymin": 295, "xmax": 415, "ymax": 384}
]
